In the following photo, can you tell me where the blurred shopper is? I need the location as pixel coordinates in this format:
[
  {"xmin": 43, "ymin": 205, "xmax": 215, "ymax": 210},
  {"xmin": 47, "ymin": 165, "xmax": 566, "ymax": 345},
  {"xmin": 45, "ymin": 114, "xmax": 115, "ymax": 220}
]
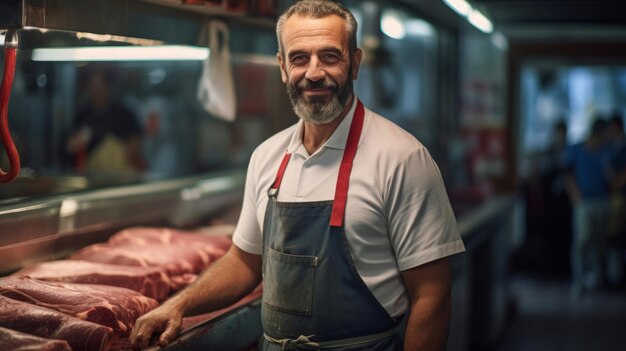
[
  {"xmin": 607, "ymin": 111, "xmax": 626, "ymax": 287},
  {"xmin": 65, "ymin": 67, "xmax": 145, "ymax": 174},
  {"xmin": 607, "ymin": 111, "xmax": 626, "ymax": 152},
  {"xmin": 543, "ymin": 120, "xmax": 572, "ymax": 278},
  {"xmin": 564, "ymin": 118, "xmax": 612, "ymax": 293}
]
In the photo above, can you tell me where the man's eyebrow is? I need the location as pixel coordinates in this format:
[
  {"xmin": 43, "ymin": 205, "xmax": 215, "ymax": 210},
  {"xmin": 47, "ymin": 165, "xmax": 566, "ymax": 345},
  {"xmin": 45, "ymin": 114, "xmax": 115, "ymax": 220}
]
[
  {"xmin": 287, "ymin": 47, "xmax": 344, "ymax": 58},
  {"xmin": 320, "ymin": 47, "xmax": 343, "ymax": 55},
  {"xmin": 287, "ymin": 50, "xmax": 308, "ymax": 59}
]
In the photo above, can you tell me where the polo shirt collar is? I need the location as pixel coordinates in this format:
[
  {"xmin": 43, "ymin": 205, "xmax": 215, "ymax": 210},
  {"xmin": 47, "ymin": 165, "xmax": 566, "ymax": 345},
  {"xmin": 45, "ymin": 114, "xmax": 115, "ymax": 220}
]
[{"xmin": 287, "ymin": 97, "xmax": 358, "ymax": 157}]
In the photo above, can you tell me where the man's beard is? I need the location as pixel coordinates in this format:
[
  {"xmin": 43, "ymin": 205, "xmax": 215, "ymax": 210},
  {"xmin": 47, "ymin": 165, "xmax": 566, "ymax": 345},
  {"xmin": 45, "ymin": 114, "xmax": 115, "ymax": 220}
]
[{"xmin": 287, "ymin": 69, "xmax": 353, "ymax": 125}]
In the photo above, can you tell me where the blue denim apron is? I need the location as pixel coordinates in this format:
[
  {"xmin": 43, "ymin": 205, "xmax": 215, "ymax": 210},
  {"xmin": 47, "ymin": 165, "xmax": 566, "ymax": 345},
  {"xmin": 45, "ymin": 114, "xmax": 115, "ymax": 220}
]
[{"xmin": 261, "ymin": 101, "xmax": 402, "ymax": 351}]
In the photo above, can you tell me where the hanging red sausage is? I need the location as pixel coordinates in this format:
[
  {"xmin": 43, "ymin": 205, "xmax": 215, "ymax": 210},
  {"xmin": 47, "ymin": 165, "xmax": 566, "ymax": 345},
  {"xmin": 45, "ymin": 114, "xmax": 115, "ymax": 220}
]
[{"xmin": 0, "ymin": 30, "xmax": 20, "ymax": 183}]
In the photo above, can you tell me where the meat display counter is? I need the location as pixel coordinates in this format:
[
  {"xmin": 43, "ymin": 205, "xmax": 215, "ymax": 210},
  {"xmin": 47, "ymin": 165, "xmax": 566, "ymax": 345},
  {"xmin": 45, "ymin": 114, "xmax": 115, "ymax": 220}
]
[
  {"xmin": 0, "ymin": 1, "xmax": 277, "ymax": 348},
  {"xmin": 0, "ymin": 171, "xmax": 266, "ymax": 350}
]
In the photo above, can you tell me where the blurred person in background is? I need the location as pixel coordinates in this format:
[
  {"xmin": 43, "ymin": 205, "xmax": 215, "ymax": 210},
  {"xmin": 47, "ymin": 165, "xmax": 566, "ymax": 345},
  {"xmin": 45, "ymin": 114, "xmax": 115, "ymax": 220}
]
[
  {"xmin": 606, "ymin": 111, "xmax": 626, "ymax": 288},
  {"xmin": 607, "ymin": 111, "xmax": 626, "ymax": 152},
  {"xmin": 65, "ymin": 67, "xmax": 145, "ymax": 174},
  {"xmin": 564, "ymin": 118, "xmax": 612, "ymax": 294},
  {"xmin": 543, "ymin": 120, "xmax": 572, "ymax": 278}
]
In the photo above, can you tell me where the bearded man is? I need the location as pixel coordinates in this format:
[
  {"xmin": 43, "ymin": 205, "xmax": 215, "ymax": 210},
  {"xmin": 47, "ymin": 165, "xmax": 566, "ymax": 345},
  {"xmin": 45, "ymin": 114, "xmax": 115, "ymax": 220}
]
[{"xmin": 130, "ymin": 1, "xmax": 464, "ymax": 350}]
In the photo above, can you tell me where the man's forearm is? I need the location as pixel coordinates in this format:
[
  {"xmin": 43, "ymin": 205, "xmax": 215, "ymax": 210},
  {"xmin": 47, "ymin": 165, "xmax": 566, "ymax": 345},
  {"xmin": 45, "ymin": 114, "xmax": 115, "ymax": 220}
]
[
  {"xmin": 403, "ymin": 294, "xmax": 451, "ymax": 351},
  {"xmin": 166, "ymin": 246, "xmax": 262, "ymax": 316},
  {"xmin": 401, "ymin": 258, "xmax": 453, "ymax": 350}
]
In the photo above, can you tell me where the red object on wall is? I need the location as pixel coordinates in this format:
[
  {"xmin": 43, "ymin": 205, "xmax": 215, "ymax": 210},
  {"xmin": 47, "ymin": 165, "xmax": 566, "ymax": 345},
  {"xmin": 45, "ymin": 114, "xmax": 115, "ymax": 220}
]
[
  {"xmin": 256, "ymin": 0, "xmax": 276, "ymax": 17},
  {"xmin": 224, "ymin": 0, "xmax": 249, "ymax": 12},
  {"xmin": 0, "ymin": 36, "xmax": 20, "ymax": 183}
]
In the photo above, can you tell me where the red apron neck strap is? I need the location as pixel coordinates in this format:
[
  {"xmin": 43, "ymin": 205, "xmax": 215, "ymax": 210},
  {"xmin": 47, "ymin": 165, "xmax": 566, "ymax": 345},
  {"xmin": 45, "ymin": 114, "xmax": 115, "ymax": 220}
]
[
  {"xmin": 269, "ymin": 152, "xmax": 291, "ymax": 198},
  {"xmin": 268, "ymin": 99, "xmax": 365, "ymax": 228},
  {"xmin": 330, "ymin": 99, "xmax": 364, "ymax": 228}
]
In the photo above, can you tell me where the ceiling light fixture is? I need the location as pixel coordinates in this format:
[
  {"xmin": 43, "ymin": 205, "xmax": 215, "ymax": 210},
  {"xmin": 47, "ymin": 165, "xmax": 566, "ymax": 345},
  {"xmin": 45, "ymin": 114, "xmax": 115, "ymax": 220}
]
[
  {"xmin": 468, "ymin": 9, "xmax": 493, "ymax": 33},
  {"xmin": 381, "ymin": 10, "xmax": 406, "ymax": 40},
  {"xmin": 31, "ymin": 45, "xmax": 210, "ymax": 62},
  {"xmin": 442, "ymin": 0, "xmax": 494, "ymax": 34},
  {"xmin": 443, "ymin": 0, "xmax": 472, "ymax": 17}
]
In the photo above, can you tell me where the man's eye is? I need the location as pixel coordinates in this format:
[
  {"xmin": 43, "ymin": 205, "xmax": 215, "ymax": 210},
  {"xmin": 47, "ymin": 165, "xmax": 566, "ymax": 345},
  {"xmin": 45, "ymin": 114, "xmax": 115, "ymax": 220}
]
[
  {"xmin": 322, "ymin": 54, "xmax": 340, "ymax": 62},
  {"xmin": 291, "ymin": 55, "xmax": 307, "ymax": 63}
]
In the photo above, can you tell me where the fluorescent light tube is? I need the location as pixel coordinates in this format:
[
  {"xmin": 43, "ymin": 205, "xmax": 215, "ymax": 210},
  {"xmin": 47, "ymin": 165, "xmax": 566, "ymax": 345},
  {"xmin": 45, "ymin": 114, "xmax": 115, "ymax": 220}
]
[
  {"xmin": 468, "ymin": 9, "xmax": 493, "ymax": 33},
  {"xmin": 406, "ymin": 19, "xmax": 435, "ymax": 37},
  {"xmin": 31, "ymin": 45, "xmax": 210, "ymax": 62},
  {"xmin": 381, "ymin": 10, "xmax": 406, "ymax": 40},
  {"xmin": 491, "ymin": 32, "xmax": 508, "ymax": 50},
  {"xmin": 443, "ymin": 0, "xmax": 472, "ymax": 17}
]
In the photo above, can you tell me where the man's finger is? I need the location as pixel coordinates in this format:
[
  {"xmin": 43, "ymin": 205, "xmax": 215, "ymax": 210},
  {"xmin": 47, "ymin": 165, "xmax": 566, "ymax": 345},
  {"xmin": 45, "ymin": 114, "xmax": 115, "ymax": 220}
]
[
  {"xmin": 131, "ymin": 322, "xmax": 154, "ymax": 350},
  {"xmin": 158, "ymin": 320, "xmax": 180, "ymax": 347},
  {"xmin": 129, "ymin": 318, "xmax": 143, "ymax": 343},
  {"xmin": 130, "ymin": 332, "xmax": 146, "ymax": 350}
]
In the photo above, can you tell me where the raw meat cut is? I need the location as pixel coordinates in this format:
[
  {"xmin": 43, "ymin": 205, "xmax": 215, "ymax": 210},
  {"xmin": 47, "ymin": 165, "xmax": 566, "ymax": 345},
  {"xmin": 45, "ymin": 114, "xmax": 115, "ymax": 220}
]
[
  {"xmin": 0, "ymin": 276, "xmax": 158, "ymax": 336},
  {"xmin": 108, "ymin": 226, "xmax": 232, "ymax": 261},
  {"xmin": 0, "ymin": 295, "xmax": 112, "ymax": 351},
  {"xmin": 16, "ymin": 260, "xmax": 170, "ymax": 301},
  {"xmin": 0, "ymin": 326, "xmax": 72, "ymax": 351},
  {"xmin": 67, "ymin": 227, "xmax": 233, "ymax": 292},
  {"xmin": 70, "ymin": 242, "xmax": 210, "ymax": 276}
]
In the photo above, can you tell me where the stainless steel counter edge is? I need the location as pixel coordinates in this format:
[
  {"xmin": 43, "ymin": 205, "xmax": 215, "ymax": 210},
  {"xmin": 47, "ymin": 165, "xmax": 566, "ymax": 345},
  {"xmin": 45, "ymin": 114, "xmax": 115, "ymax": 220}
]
[{"xmin": 0, "ymin": 170, "xmax": 245, "ymax": 273}]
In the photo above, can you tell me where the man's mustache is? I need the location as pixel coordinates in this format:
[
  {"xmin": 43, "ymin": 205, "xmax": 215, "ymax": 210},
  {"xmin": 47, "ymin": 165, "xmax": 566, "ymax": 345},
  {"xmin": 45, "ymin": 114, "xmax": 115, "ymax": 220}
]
[{"xmin": 297, "ymin": 78, "xmax": 338, "ymax": 91}]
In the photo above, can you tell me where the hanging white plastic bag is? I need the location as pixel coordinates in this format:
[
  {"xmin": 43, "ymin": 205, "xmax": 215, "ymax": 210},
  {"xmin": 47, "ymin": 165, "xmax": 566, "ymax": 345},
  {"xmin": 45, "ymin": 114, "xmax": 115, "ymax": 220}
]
[{"xmin": 197, "ymin": 20, "xmax": 237, "ymax": 122}]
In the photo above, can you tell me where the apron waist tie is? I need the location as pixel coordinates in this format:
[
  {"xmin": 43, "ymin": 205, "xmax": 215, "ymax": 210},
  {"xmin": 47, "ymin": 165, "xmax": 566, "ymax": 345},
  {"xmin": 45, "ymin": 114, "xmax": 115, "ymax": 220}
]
[
  {"xmin": 263, "ymin": 327, "xmax": 398, "ymax": 350},
  {"xmin": 264, "ymin": 334, "xmax": 319, "ymax": 350}
]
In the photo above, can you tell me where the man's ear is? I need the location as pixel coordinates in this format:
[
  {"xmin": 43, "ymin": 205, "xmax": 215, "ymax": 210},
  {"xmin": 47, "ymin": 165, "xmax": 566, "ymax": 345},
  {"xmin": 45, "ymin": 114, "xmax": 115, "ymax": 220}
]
[
  {"xmin": 351, "ymin": 48, "xmax": 363, "ymax": 81},
  {"xmin": 277, "ymin": 52, "xmax": 288, "ymax": 83}
]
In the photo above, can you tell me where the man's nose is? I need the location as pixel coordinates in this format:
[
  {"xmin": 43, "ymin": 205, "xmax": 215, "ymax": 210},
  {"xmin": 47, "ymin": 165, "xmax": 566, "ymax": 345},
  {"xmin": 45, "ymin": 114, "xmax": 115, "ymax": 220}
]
[{"xmin": 304, "ymin": 56, "xmax": 326, "ymax": 82}]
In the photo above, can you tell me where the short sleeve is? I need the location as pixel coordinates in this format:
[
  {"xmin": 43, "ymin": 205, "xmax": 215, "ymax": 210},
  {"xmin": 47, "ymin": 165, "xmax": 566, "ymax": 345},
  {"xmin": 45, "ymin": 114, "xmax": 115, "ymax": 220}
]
[
  {"xmin": 385, "ymin": 148, "xmax": 465, "ymax": 271},
  {"xmin": 232, "ymin": 152, "xmax": 264, "ymax": 255}
]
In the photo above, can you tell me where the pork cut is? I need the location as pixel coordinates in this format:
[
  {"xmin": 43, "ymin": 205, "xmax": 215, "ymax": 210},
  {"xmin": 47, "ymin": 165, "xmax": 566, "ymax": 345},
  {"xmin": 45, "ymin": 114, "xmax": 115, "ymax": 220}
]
[
  {"xmin": 0, "ymin": 296, "xmax": 112, "ymax": 351},
  {"xmin": 68, "ymin": 227, "xmax": 232, "ymax": 292},
  {"xmin": 0, "ymin": 326, "xmax": 72, "ymax": 351},
  {"xmin": 0, "ymin": 276, "xmax": 158, "ymax": 336},
  {"xmin": 108, "ymin": 226, "xmax": 232, "ymax": 261},
  {"xmin": 16, "ymin": 260, "xmax": 171, "ymax": 301},
  {"xmin": 70, "ymin": 242, "xmax": 211, "ymax": 276}
]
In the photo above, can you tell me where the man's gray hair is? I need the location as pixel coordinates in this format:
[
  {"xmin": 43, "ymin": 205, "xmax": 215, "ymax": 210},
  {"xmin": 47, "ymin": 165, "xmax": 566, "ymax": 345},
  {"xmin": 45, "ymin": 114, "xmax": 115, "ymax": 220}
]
[{"xmin": 276, "ymin": 0, "xmax": 358, "ymax": 56}]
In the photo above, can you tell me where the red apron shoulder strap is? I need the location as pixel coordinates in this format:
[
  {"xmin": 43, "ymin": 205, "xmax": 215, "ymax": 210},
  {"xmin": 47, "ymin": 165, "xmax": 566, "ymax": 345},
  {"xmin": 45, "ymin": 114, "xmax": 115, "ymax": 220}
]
[{"xmin": 330, "ymin": 100, "xmax": 365, "ymax": 228}]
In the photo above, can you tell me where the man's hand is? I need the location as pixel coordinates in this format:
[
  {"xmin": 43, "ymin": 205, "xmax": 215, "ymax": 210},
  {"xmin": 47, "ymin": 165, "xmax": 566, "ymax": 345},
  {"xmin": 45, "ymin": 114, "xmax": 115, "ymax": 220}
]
[
  {"xmin": 128, "ymin": 245, "xmax": 262, "ymax": 350},
  {"xmin": 130, "ymin": 302, "xmax": 184, "ymax": 350}
]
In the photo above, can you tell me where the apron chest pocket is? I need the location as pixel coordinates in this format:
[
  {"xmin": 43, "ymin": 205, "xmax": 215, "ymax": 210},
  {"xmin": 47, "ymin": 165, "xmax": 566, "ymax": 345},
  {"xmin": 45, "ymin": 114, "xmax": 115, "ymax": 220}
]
[{"xmin": 264, "ymin": 248, "xmax": 318, "ymax": 316}]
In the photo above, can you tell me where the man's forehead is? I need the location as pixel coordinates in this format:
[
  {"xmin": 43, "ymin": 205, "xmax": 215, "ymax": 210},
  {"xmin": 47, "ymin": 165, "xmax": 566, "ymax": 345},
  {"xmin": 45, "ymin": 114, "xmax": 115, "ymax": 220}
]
[{"xmin": 281, "ymin": 14, "xmax": 348, "ymax": 51}]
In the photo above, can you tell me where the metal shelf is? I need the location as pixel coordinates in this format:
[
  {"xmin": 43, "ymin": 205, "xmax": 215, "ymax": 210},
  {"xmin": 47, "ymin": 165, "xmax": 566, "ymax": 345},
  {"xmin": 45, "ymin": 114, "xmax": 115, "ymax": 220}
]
[{"xmin": 0, "ymin": 0, "xmax": 275, "ymax": 46}]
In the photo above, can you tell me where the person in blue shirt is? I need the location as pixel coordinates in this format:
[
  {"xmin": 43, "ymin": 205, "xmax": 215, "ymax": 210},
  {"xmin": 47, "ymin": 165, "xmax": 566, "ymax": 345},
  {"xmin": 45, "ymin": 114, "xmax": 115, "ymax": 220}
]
[
  {"xmin": 605, "ymin": 112, "xmax": 626, "ymax": 287},
  {"xmin": 564, "ymin": 118, "xmax": 612, "ymax": 293}
]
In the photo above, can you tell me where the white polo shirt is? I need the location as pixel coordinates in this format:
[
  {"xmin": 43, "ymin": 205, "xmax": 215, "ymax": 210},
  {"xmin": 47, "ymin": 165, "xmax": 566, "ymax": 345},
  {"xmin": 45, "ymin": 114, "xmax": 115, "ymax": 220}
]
[{"xmin": 233, "ymin": 98, "xmax": 465, "ymax": 317}]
